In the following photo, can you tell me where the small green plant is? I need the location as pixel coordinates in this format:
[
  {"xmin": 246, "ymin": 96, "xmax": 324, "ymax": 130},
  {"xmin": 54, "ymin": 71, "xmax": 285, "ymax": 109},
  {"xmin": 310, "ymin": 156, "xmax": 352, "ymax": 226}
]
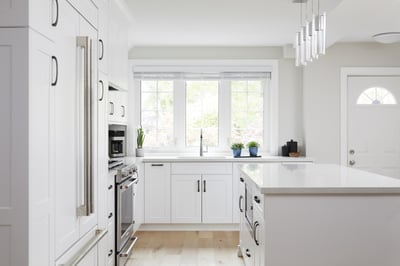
[
  {"xmin": 137, "ymin": 126, "xmax": 145, "ymax": 149},
  {"xmin": 231, "ymin": 143, "xmax": 244, "ymax": 150},
  {"xmin": 247, "ymin": 141, "xmax": 260, "ymax": 148}
]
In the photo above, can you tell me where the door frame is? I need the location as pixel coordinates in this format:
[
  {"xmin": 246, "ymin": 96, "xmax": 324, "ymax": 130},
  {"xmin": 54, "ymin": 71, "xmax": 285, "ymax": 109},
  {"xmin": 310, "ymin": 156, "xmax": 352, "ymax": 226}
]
[{"xmin": 340, "ymin": 67, "xmax": 400, "ymax": 166}]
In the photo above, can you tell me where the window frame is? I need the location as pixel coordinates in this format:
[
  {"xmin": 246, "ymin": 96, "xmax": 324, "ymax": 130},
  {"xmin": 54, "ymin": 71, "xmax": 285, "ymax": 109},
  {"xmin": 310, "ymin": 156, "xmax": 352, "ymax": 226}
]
[{"xmin": 132, "ymin": 60, "xmax": 279, "ymax": 155}]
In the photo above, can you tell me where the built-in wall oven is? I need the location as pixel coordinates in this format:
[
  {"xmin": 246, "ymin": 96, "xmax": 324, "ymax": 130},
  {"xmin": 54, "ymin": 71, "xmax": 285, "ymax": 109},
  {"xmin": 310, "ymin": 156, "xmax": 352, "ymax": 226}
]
[
  {"xmin": 109, "ymin": 125, "xmax": 126, "ymax": 158},
  {"xmin": 115, "ymin": 164, "xmax": 138, "ymax": 266}
]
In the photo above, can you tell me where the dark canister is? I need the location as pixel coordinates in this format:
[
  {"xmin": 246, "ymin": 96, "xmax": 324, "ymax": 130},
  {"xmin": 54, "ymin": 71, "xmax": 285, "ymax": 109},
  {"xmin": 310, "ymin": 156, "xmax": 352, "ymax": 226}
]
[
  {"xmin": 281, "ymin": 145, "xmax": 289, "ymax": 157},
  {"xmin": 287, "ymin": 139, "xmax": 298, "ymax": 153}
]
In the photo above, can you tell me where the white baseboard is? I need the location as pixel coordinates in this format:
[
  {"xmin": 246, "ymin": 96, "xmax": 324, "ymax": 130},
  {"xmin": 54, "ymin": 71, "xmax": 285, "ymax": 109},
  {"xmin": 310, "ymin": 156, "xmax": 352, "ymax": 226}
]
[{"xmin": 138, "ymin": 223, "xmax": 240, "ymax": 231}]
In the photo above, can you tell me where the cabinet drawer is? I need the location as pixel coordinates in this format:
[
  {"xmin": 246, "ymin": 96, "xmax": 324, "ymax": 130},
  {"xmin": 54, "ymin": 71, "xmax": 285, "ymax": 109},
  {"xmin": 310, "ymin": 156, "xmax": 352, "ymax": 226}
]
[
  {"xmin": 171, "ymin": 163, "xmax": 232, "ymax": 175},
  {"xmin": 107, "ymin": 220, "xmax": 115, "ymax": 265}
]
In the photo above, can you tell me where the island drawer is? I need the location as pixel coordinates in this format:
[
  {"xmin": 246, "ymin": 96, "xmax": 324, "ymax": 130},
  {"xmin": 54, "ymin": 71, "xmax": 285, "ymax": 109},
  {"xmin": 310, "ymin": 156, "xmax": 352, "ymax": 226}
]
[{"xmin": 171, "ymin": 163, "xmax": 232, "ymax": 175}]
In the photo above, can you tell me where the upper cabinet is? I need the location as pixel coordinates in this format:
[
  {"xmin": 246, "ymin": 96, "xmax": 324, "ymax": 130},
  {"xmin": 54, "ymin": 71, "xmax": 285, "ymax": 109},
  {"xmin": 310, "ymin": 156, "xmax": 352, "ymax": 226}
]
[
  {"xmin": 108, "ymin": 90, "xmax": 128, "ymax": 125},
  {"xmin": 108, "ymin": 0, "xmax": 129, "ymax": 90},
  {"xmin": 98, "ymin": 0, "xmax": 109, "ymax": 74}
]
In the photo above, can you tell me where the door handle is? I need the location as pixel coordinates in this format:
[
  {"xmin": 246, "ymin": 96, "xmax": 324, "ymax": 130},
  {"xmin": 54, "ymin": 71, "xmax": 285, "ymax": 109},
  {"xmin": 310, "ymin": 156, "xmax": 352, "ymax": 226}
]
[
  {"xmin": 245, "ymin": 249, "xmax": 251, "ymax": 258},
  {"xmin": 197, "ymin": 180, "xmax": 200, "ymax": 192},
  {"xmin": 253, "ymin": 221, "xmax": 260, "ymax": 246},
  {"xmin": 99, "ymin": 80, "xmax": 104, "ymax": 101},
  {"xmin": 203, "ymin": 180, "xmax": 206, "ymax": 192},
  {"xmin": 51, "ymin": 56, "xmax": 58, "ymax": 86},
  {"xmin": 239, "ymin": 195, "xmax": 244, "ymax": 212},
  {"xmin": 151, "ymin": 164, "xmax": 164, "ymax": 167},
  {"xmin": 99, "ymin": 39, "xmax": 104, "ymax": 60},
  {"xmin": 52, "ymin": 0, "xmax": 59, "ymax": 27},
  {"xmin": 349, "ymin": 160, "xmax": 356, "ymax": 166}
]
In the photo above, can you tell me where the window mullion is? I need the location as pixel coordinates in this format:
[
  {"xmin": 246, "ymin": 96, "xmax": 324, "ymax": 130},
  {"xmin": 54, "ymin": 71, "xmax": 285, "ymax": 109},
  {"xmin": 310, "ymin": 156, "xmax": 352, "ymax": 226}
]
[
  {"xmin": 219, "ymin": 80, "xmax": 231, "ymax": 150},
  {"xmin": 174, "ymin": 80, "xmax": 186, "ymax": 149}
]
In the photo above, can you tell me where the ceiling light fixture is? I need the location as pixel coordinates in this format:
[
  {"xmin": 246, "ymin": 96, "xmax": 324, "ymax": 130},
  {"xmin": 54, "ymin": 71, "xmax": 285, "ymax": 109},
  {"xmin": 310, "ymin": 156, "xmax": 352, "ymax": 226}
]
[
  {"xmin": 372, "ymin": 32, "xmax": 400, "ymax": 44},
  {"xmin": 293, "ymin": 0, "xmax": 326, "ymax": 67}
]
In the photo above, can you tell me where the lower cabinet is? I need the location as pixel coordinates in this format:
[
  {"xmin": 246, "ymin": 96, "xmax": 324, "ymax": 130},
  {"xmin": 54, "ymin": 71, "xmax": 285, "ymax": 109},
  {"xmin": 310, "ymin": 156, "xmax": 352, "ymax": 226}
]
[{"xmin": 145, "ymin": 163, "xmax": 171, "ymax": 223}]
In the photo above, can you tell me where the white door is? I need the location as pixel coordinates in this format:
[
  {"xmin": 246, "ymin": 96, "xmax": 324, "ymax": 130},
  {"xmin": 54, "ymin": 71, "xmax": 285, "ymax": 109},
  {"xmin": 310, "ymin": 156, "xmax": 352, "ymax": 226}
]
[
  {"xmin": 347, "ymin": 76, "xmax": 400, "ymax": 179},
  {"xmin": 54, "ymin": 0, "xmax": 80, "ymax": 256},
  {"xmin": 202, "ymin": 175, "xmax": 233, "ymax": 223},
  {"xmin": 171, "ymin": 175, "xmax": 202, "ymax": 223}
]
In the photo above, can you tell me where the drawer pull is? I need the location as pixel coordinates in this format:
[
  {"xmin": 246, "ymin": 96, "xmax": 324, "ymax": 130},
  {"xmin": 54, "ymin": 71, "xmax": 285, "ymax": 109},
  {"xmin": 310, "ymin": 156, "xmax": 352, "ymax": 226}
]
[
  {"xmin": 151, "ymin": 163, "xmax": 164, "ymax": 167},
  {"xmin": 108, "ymin": 212, "xmax": 113, "ymax": 219},
  {"xmin": 254, "ymin": 196, "xmax": 261, "ymax": 204},
  {"xmin": 239, "ymin": 195, "xmax": 244, "ymax": 212},
  {"xmin": 108, "ymin": 249, "xmax": 113, "ymax": 257},
  {"xmin": 240, "ymin": 177, "xmax": 244, "ymax": 183},
  {"xmin": 108, "ymin": 185, "xmax": 113, "ymax": 190},
  {"xmin": 254, "ymin": 221, "xmax": 260, "ymax": 246},
  {"xmin": 245, "ymin": 249, "xmax": 251, "ymax": 258}
]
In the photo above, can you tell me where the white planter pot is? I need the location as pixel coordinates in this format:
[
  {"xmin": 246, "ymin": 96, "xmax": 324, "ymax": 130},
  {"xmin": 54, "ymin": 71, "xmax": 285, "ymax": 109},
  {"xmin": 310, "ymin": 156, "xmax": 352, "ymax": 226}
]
[{"xmin": 136, "ymin": 148, "xmax": 144, "ymax": 157}]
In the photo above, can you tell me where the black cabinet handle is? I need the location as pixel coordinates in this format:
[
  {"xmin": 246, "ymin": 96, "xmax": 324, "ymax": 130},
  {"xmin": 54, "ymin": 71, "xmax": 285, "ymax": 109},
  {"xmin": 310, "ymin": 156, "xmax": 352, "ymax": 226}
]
[
  {"xmin": 245, "ymin": 249, "xmax": 251, "ymax": 258},
  {"xmin": 203, "ymin": 180, "xmax": 206, "ymax": 192},
  {"xmin": 108, "ymin": 249, "xmax": 113, "ymax": 257},
  {"xmin": 51, "ymin": 56, "xmax": 58, "ymax": 86},
  {"xmin": 108, "ymin": 184, "xmax": 113, "ymax": 190},
  {"xmin": 240, "ymin": 177, "xmax": 244, "ymax": 183},
  {"xmin": 99, "ymin": 39, "xmax": 104, "ymax": 60},
  {"xmin": 239, "ymin": 195, "xmax": 244, "ymax": 212},
  {"xmin": 197, "ymin": 180, "xmax": 200, "ymax": 192},
  {"xmin": 151, "ymin": 164, "xmax": 164, "ymax": 167},
  {"xmin": 99, "ymin": 80, "xmax": 104, "ymax": 101},
  {"xmin": 254, "ymin": 196, "xmax": 261, "ymax": 204},
  {"xmin": 52, "ymin": 0, "xmax": 59, "ymax": 27},
  {"xmin": 108, "ymin": 212, "xmax": 113, "ymax": 219},
  {"xmin": 253, "ymin": 221, "xmax": 260, "ymax": 246}
]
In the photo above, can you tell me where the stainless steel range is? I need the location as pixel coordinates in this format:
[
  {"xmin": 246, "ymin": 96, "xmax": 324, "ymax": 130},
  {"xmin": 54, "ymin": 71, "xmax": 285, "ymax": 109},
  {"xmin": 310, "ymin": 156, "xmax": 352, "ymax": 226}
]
[{"xmin": 115, "ymin": 164, "xmax": 138, "ymax": 266}]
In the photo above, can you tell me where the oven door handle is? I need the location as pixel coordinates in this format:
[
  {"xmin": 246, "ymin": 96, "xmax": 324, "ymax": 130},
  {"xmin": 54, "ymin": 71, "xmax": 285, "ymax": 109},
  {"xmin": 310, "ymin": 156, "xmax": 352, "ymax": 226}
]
[{"xmin": 120, "ymin": 178, "xmax": 137, "ymax": 190}]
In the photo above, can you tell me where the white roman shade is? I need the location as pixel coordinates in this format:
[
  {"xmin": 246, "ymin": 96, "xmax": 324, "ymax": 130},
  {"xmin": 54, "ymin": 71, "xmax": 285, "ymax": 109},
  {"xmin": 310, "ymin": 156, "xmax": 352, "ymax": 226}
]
[{"xmin": 134, "ymin": 71, "xmax": 271, "ymax": 81}]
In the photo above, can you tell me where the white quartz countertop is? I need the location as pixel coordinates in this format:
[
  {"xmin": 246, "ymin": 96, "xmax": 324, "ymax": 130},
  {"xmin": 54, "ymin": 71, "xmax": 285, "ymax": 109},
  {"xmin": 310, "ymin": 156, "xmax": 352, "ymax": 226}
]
[
  {"xmin": 240, "ymin": 163, "xmax": 400, "ymax": 194},
  {"xmin": 140, "ymin": 155, "xmax": 314, "ymax": 163}
]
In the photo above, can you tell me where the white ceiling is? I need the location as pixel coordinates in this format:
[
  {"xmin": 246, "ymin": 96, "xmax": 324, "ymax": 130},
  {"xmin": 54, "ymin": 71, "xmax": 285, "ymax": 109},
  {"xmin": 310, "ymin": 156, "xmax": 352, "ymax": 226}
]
[{"xmin": 126, "ymin": 0, "xmax": 400, "ymax": 47}]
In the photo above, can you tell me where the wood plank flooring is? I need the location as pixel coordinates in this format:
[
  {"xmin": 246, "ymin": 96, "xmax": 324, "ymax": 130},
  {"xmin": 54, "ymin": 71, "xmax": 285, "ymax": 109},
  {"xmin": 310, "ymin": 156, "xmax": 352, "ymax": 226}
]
[{"xmin": 127, "ymin": 231, "xmax": 245, "ymax": 266}]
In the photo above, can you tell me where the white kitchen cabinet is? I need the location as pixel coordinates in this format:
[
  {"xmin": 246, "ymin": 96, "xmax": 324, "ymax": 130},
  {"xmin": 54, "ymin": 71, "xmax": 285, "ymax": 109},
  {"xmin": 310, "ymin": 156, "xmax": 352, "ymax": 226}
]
[
  {"xmin": 108, "ymin": 0, "xmax": 129, "ymax": 90},
  {"xmin": 98, "ymin": 0, "xmax": 108, "ymax": 74},
  {"xmin": 202, "ymin": 174, "xmax": 233, "ymax": 223},
  {"xmin": 54, "ymin": 0, "xmax": 98, "ymax": 257},
  {"xmin": 145, "ymin": 163, "xmax": 171, "ymax": 223},
  {"xmin": 108, "ymin": 90, "xmax": 128, "ymax": 124},
  {"xmin": 168, "ymin": 163, "xmax": 233, "ymax": 224},
  {"xmin": 66, "ymin": 0, "xmax": 98, "ymax": 28},
  {"xmin": 134, "ymin": 161, "xmax": 145, "ymax": 232},
  {"xmin": 0, "ymin": 27, "xmax": 58, "ymax": 266},
  {"xmin": 171, "ymin": 175, "xmax": 202, "ymax": 223},
  {"xmin": 253, "ymin": 204, "xmax": 264, "ymax": 266}
]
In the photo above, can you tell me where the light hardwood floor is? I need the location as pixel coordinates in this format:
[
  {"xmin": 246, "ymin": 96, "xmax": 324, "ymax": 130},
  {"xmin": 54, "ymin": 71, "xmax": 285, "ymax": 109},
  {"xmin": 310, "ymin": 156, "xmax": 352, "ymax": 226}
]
[{"xmin": 127, "ymin": 231, "xmax": 245, "ymax": 266}]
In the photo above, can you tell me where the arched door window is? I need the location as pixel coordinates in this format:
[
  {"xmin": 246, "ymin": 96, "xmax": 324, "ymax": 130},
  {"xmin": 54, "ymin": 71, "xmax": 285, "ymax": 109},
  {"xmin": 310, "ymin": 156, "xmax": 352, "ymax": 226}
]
[{"xmin": 356, "ymin": 87, "xmax": 397, "ymax": 105}]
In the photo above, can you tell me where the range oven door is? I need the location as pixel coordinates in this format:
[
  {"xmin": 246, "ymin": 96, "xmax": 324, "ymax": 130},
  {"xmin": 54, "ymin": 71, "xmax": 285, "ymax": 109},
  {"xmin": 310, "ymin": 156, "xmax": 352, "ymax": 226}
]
[{"xmin": 116, "ymin": 176, "xmax": 137, "ymax": 251}]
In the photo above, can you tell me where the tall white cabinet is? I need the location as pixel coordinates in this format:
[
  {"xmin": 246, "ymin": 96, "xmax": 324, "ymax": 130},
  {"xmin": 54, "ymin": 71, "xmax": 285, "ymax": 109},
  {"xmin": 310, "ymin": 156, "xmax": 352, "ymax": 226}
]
[{"xmin": 0, "ymin": 0, "xmax": 125, "ymax": 265}]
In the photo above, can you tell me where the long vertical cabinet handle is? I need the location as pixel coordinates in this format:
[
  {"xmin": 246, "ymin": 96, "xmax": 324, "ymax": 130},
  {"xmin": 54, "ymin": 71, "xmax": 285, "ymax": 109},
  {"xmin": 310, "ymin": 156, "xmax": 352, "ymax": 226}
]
[
  {"xmin": 203, "ymin": 180, "xmax": 206, "ymax": 192},
  {"xmin": 76, "ymin": 36, "xmax": 93, "ymax": 216},
  {"xmin": 99, "ymin": 80, "xmax": 104, "ymax": 101},
  {"xmin": 197, "ymin": 180, "xmax": 200, "ymax": 192},
  {"xmin": 52, "ymin": 0, "xmax": 59, "ymax": 27},
  {"xmin": 51, "ymin": 56, "xmax": 58, "ymax": 86}
]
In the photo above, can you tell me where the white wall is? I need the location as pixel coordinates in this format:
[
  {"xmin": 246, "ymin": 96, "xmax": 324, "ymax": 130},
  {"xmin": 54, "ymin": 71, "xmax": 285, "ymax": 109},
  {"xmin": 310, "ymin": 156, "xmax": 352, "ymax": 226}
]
[
  {"xmin": 303, "ymin": 42, "xmax": 400, "ymax": 163},
  {"xmin": 128, "ymin": 46, "xmax": 304, "ymax": 154}
]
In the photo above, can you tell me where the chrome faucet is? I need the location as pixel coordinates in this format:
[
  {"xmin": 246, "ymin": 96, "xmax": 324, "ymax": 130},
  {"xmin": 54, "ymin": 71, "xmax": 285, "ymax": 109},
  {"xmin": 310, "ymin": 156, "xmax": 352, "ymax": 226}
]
[{"xmin": 200, "ymin": 129, "xmax": 203, "ymax": 157}]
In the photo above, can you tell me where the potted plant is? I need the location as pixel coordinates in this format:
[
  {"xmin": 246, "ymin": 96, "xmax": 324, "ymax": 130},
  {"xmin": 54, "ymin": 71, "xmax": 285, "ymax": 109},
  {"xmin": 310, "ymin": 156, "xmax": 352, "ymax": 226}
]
[
  {"xmin": 231, "ymin": 143, "xmax": 244, "ymax": 157},
  {"xmin": 136, "ymin": 126, "xmax": 145, "ymax": 157},
  {"xmin": 247, "ymin": 141, "xmax": 260, "ymax": 157}
]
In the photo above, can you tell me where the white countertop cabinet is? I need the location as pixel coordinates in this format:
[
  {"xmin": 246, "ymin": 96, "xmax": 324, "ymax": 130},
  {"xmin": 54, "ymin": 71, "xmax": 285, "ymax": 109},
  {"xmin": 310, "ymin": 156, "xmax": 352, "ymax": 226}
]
[{"xmin": 239, "ymin": 163, "xmax": 400, "ymax": 266}]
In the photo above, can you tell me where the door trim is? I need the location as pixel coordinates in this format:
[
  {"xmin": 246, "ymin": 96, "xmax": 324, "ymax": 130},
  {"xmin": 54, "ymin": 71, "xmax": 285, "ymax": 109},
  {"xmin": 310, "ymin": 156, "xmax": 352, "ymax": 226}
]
[{"xmin": 340, "ymin": 67, "xmax": 400, "ymax": 166}]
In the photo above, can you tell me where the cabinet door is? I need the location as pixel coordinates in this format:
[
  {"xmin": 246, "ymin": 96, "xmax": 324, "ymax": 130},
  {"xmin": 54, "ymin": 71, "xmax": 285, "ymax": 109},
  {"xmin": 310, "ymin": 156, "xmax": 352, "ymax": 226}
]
[
  {"xmin": 119, "ymin": 91, "xmax": 128, "ymax": 124},
  {"xmin": 145, "ymin": 163, "xmax": 171, "ymax": 223},
  {"xmin": 54, "ymin": 0, "xmax": 80, "ymax": 256},
  {"xmin": 134, "ymin": 162, "xmax": 145, "ymax": 231},
  {"xmin": 30, "ymin": 0, "xmax": 58, "ymax": 39},
  {"xmin": 98, "ymin": 73, "xmax": 109, "ymax": 229},
  {"xmin": 253, "ymin": 206, "xmax": 264, "ymax": 266},
  {"xmin": 78, "ymin": 14, "xmax": 99, "ymax": 237},
  {"xmin": 202, "ymin": 175, "xmax": 233, "ymax": 223},
  {"xmin": 171, "ymin": 175, "xmax": 202, "ymax": 223},
  {"xmin": 98, "ymin": 0, "xmax": 108, "ymax": 74},
  {"xmin": 29, "ymin": 30, "xmax": 56, "ymax": 266}
]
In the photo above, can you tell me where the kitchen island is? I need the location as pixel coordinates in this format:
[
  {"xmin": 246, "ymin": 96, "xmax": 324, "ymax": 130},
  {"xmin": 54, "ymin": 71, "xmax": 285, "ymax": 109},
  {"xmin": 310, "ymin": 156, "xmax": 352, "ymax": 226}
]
[{"xmin": 238, "ymin": 163, "xmax": 400, "ymax": 266}]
